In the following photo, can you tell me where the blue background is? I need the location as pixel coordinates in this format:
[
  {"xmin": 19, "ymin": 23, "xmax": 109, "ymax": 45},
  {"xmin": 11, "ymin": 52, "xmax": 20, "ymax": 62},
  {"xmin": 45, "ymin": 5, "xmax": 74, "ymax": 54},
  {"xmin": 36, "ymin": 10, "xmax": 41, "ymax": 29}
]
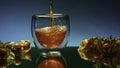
[{"xmin": 0, "ymin": 0, "xmax": 120, "ymax": 47}]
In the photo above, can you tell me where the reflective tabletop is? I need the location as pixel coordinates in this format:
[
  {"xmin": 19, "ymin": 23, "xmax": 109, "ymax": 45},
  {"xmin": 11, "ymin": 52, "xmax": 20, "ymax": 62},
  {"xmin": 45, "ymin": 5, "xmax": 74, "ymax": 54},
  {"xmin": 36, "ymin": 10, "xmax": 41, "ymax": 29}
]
[{"xmin": 8, "ymin": 47, "xmax": 94, "ymax": 68}]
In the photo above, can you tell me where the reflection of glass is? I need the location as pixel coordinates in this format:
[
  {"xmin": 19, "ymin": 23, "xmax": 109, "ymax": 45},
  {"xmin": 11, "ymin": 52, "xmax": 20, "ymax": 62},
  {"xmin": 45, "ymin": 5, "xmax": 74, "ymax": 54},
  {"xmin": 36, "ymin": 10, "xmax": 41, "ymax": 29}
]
[
  {"xmin": 36, "ymin": 51, "xmax": 67, "ymax": 68},
  {"xmin": 31, "ymin": 14, "xmax": 70, "ymax": 49}
]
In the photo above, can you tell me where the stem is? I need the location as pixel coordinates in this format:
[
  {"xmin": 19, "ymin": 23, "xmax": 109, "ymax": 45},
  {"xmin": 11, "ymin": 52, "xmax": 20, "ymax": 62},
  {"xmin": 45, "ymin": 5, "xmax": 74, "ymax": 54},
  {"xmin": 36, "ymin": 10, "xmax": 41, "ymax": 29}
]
[{"xmin": 95, "ymin": 61, "xmax": 102, "ymax": 68}]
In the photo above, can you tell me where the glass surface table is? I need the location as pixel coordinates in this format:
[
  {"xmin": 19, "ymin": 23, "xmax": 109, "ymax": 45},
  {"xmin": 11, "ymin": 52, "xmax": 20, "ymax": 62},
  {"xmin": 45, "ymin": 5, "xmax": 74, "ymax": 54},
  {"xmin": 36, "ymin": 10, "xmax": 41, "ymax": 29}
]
[{"xmin": 8, "ymin": 47, "xmax": 94, "ymax": 68}]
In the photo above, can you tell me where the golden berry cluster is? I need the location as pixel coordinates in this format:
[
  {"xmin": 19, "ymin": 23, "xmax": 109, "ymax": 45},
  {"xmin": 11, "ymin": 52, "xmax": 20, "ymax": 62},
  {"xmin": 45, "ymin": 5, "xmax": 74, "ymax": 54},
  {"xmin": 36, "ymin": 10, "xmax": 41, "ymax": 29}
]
[
  {"xmin": 0, "ymin": 40, "xmax": 31, "ymax": 67},
  {"xmin": 78, "ymin": 36, "xmax": 120, "ymax": 66}
]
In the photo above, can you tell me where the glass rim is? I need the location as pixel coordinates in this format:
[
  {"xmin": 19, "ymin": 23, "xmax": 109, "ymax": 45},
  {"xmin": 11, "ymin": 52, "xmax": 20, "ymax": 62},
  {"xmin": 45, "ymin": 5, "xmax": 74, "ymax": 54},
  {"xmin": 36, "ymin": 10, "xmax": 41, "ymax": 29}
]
[{"xmin": 32, "ymin": 13, "xmax": 69, "ymax": 18}]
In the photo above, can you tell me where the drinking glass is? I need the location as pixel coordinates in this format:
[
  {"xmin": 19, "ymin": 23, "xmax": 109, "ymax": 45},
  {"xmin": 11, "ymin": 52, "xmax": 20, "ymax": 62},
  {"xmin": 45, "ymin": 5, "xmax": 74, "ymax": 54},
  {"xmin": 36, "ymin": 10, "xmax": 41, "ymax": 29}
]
[{"xmin": 31, "ymin": 14, "xmax": 70, "ymax": 49}]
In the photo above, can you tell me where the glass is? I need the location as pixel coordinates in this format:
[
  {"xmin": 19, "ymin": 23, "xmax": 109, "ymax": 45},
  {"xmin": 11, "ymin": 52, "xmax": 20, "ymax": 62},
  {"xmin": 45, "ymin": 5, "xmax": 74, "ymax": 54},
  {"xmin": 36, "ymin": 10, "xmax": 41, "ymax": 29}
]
[
  {"xmin": 36, "ymin": 51, "xmax": 67, "ymax": 68},
  {"xmin": 31, "ymin": 14, "xmax": 70, "ymax": 49}
]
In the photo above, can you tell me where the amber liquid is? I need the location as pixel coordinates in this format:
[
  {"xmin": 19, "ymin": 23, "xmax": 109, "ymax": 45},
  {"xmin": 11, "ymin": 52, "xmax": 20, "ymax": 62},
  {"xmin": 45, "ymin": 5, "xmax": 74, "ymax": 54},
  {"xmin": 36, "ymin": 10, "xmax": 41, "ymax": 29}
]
[
  {"xmin": 35, "ymin": 26, "xmax": 67, "ymax": 48},
  {"xmin": 37, "ymin": 59, "xmax": 65, "ymax": 68}
]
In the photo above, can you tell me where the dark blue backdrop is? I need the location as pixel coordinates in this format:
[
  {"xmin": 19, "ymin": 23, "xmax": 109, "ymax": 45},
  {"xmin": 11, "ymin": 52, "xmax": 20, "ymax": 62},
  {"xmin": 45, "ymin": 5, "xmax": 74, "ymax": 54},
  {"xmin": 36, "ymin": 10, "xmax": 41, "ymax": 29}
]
[{"xmin": 0, "ymin": 0, "xmax": 120, "ymax": 47}]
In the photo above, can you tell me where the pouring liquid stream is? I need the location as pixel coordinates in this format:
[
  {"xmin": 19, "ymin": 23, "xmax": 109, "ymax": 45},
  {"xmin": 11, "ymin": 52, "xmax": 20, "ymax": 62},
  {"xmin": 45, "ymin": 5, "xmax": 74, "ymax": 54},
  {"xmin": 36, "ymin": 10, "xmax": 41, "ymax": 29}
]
[{"xmin": 49, "ymin": 0, "xmax": 55, "ymax": 27}]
